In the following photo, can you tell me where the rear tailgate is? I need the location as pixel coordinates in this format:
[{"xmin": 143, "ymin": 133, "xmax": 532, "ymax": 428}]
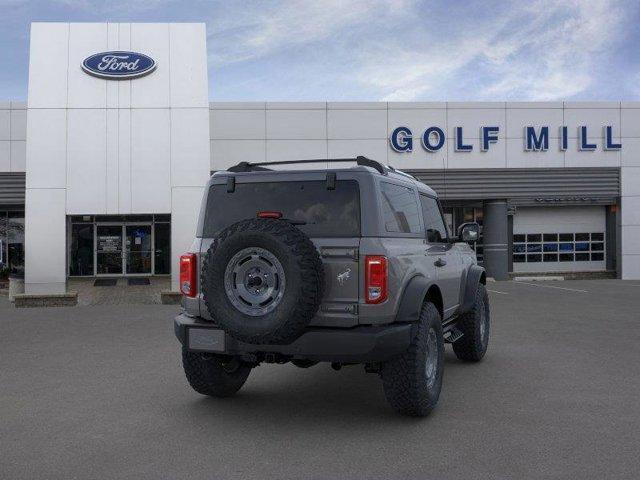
[
  {"xmin": 311, "ymin": 238, "xmax": 360, "ymax": 327},
  {"xmin": 196, "ymin": 175, "xmax": 362, "ymax": 326}
]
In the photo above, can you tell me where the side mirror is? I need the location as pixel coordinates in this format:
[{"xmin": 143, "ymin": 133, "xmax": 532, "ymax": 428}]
[{"xmin": 457, "ymin": 222, "xmax": 480, "ymax": 243}]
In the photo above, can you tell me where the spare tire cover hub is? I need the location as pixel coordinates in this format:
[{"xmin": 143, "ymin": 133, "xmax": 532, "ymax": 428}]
[{"xmin": 224, "ymin": 247, "xmax": 286, "ymax": 316}]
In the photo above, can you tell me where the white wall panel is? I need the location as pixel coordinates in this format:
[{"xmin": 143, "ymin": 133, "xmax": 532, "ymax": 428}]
[
  {"xmin": 171, "ymin": 186, "xmax": 205, "ymax": 289},
  {"xmin": 131, "ymin": 23, "xmax": 170, "ymax": 108},
  {"xmin": 621, "ymin": 226, "xmax": 640, "ymax": 256},
  {"xmin": 210, "ymin": 109, "xmax": 265, "ymax": 139},
  {"xmin": 28, "ymin": 23, "xmax": 68, "ymax": 108},
  {"xmin": 10, "ymin": 141, "xmax": 26, "ymax": 172},
  {"xmin": 117, "ymin": 23, "xmax": 132, "ymax": 109},
  {"xmin": 327, "ymin": 109, "xmax": 386, "ymax": 139},
  {"xmin": 266, "ymin": 109, "xmax": 326, "ymax": 139},
  {"xmin": 389, "ymin": 146, "xmax": 447, "ymax": 170},
  {"xmin": 211, "ymin": 140, "xmax": 265, "ymax": 170},
  {"xmin": 621, "ymin": 138, "xmax": 640, "ymax": 167},
  {"xmin": 621, "ymin": 196, "xmax": 640, "ymax": 226},
  {"xmin": 621, "ymin": 166, "xmax": 640, "ymax": 196},
  {"xmin": 621, "ymin": 108, "xmax": 640, "ymax": 138},
  {"xmin": 387, "ymin": 108, "xmax": 447, "ymax": 138},
  {"xmin": 66, "ymin": 109, "xmax": 107, "ymax": 214},
  {"xmin": 621, "ymin": 253, "xmax": 640, "ymax": 279},
  {"xmin": 446, "ymin": 138, "xmax": 506, "ymax": 169},
  {"xmin": 564, "ymin": 144, "xmax": 620, "ymax": 168},
  {"xmin": 10, "ymin": 109, "xmax": 27, "ymax": 140},
  {"xmin": 447, "ymin": 108, "xmax": 506, "ymax": 138},
  {"xmin": 169, "ymin": 23, "xmax": 208, "ymax": 108},
  {"xmin": 106, "ymin": 23, "xmax": 119, "ymax": 108},
  {"xmin": 25, "ymin": 109, "xmax": 67, "ymax": 189},
  {"xmin": 266, "ymin": 140, "xmax": 327, "ymax": 168},
  {"xmin": 0, "ymin": 110, "xmax": 9, "ymax": 140},
  {"xmin": 105, "ymin": 108, "xmax": 119, "ymax": 213},
  {"xmin": 25, "ymin": 188, "xmax": 66, "ymax": 294},
  {"xmin": 170, "ymin": 108, "xmax": 210, "ymax": 187},
  {"xmin": 67, "ymin": 23, "xmax": 108, "ymax": 109},
  {"xmin": 130, "ymin": 108, "xmax": 171, "ymax": 212},
  {"xmin": 0, "ymin": 141, "xmax": 9, "ymax": 171},
  {"xmin": 117, "ymin": 109, "xmax": 132, "ymax": 213},
  {"xmin": 564, "ymin": 107, "xmax": 620, "ymax": 138},
  {"xmin": 328, "ymin": 139, "xmax": 388, "ymax": 162},
  {"xmin": 506, "ymin": 138, "xmax": 564, "ymax": 168},
  {"xmin": 506, "ymin": 108, "xmax": 564, "ymax": 138}
]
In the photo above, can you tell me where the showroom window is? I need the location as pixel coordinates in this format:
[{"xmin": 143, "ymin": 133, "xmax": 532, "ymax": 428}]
[
  {"xmin": 513, "ymin": 233, "xmax": 605, "ymax": 263},
  {"xmin": 0, "ymin": 211, "xmax": 25, "ymax": 277},
  {"xmin": 68, "ymin": 214, "xmax": 171, "ymax": 277}
]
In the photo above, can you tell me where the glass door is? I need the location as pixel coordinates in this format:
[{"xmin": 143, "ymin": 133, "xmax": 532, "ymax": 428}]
[
  {"xmin": 125, "ymin": 225, "xmax": 152, "ymax": 275},
  {"xmin": 96, "ymin": 225, "xmax": 123, "ymax": 275}
]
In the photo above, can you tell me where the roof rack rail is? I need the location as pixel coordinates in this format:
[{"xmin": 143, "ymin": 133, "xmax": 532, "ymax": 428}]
[
  {"xmin": 227, "ymin": 156, "xmax": 387, "ymax": 175},
  {"xmin": 387, "ymin": 165, "xmax": 417, "ymax": 180}
]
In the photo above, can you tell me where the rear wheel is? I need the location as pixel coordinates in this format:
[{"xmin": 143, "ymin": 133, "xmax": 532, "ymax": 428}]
[
  {"xmin": 380, "ymin": 302, "xmax": 444, "ymax": 417},
  {"xmin": 453, "ymin": 283, "xmax": 490, "ymax": 362},
  {"xmin": 182, "ymin": 348, "xmax": 252, "ymax": 397}
]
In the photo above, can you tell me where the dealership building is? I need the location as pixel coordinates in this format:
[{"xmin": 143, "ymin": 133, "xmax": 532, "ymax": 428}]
[{"xmin": 1, "ymin": 22, "xmax": 640, "ymax": 296}]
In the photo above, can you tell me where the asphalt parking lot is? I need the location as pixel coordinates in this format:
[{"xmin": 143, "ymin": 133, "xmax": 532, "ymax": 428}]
[{"xmin": 1, "ymin": 280, "xmax": 640, "ymax": 479}]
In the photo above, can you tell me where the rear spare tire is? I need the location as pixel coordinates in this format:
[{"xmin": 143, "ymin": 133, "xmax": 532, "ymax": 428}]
[{"xmin": 201, "ymin": 218, "xmax": 324, "ymax": 345}]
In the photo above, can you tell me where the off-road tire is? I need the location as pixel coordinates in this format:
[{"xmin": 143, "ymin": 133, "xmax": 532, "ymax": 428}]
[
  {"xmin": 380, "ymin": 302, "xmax": 444, "ymax": 417},
  {"xmin": 453, "ymin": 283, "xmax": 490, "ymax": 362},
  {"xmin": 201, "ymin": 218, "xmax": 324, "ymax": 345},
  {"xmin": 182, "ymin": 348, "xmax": 252, "ymax": 397}
]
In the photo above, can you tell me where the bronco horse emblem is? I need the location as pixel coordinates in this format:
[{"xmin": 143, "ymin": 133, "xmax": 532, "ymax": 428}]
[{"xmin": 337, "ymin": 268, "xmax": 351, "ymax": 286}]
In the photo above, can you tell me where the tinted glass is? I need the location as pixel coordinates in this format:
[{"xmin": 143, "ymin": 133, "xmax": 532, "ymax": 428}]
[
  {"xmin": 69, "ymin": 224, "xmax": 94, "ymax": 276},
  {"xmin": 380, "ymin": 182, "xmax": 422, "ymax": 234},
  {"xmin": 154, "ymin": 223, "xmax": 171, "ymax": 275},
  {"xmin": 203, "ymin": 180, "xmax": 360, "ymax": 237},
  {"xmin": 419, "ymin": 195, "xmax": 448, "ymax": 242}
]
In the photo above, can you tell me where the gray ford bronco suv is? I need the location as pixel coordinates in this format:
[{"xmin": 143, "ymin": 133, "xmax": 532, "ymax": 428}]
[{"xmin": 174, "ymin": 157, "xmax": 490, "ymax": 416}]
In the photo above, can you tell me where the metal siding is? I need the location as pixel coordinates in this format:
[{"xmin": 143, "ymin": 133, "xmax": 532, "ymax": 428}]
[
  {"xmin": 406, "ymin": 168, "xmax": 620, "ymax": 204},
  {"xmin": 0, "ymin": 172, "xmax": 26, "ymax": 206}
]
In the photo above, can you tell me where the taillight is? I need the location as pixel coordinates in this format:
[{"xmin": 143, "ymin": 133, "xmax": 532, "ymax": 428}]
[
  {"xmin": 257, "ymin": 211, "xmax": 283, "ymax": 219},
  {"xmin": 365, "ymin": 255, "xmax": 388, "ymax": 304},
  {"xmin": 180, "ymin": 253, "xmax": 197, "ymax": 297}
]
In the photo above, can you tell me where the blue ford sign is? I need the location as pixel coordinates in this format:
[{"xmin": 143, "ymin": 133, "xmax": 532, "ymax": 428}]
[{"xmin": 82, "ymin": 51, "xmax": 156, "ymax": 80}]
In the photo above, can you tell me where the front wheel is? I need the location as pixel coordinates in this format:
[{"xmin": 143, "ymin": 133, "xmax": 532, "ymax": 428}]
[
  {"xmin": 182, "ymin": 348, "xmax": 252, "ymax": 397},
  {"xmin": 380, "ymin": 302, "xmax": 444, "ymax": 417},
  {"xmin": 453, "ymin": 283, "xmax": 490, "ymax": 362}
]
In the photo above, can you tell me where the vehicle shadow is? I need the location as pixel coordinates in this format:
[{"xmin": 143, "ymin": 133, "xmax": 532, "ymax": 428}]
[{"xmin": 175, "ymin": 351, "xmax": 468, "ymax": 428}]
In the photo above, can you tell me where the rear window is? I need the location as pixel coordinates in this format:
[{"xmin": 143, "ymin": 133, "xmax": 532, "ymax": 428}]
[{"xmin": 203, "ymin": 180, "xmax": 361, "ymax": 237}]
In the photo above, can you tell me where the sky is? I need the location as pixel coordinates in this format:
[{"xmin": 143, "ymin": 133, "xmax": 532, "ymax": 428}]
[{"xmin": 0, "ymin": 0, "xmax": 639, "ymax": 102}]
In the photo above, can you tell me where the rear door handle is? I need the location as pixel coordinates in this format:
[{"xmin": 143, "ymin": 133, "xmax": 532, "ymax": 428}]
[{"xmin": 434, "ymin": 258, "xmax": 447, "ymax": 267}]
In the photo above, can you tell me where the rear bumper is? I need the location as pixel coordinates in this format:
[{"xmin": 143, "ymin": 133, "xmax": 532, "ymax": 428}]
[{"xmin": 174, "ymin": 313, "xmax": 413, "ymax": 363}]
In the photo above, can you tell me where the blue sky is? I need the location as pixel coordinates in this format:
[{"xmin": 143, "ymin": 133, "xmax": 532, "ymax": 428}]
[{"xmin": 1, "ymin": 0, "xmax": 639, "ymax": 101}]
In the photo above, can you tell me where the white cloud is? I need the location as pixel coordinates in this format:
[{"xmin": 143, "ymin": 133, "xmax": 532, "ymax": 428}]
[
  {"xmin": 208, "ymin": 0, "xmax": 414, "ymax": 66},
  {"xmin": 356, "ymin": 0, "xmax": 627, "ymax": 101}
]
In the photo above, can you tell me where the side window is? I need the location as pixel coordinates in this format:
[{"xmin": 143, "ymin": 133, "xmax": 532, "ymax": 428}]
[
  {"xmin": 420, "ymin": 195, "xmax": 448, "ymax": 243},
  {"xmin": 380, "ymin": 182, "xmax": 422, "ymax": 234}
]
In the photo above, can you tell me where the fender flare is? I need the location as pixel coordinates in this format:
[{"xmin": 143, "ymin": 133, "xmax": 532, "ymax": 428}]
[
  {"xmin": 459, "ymin": 265, "xmax": 486, "ymax": 315},
  {"xmin": 394, "ymin": 275, "xmax": 433, "ymax": 323}
]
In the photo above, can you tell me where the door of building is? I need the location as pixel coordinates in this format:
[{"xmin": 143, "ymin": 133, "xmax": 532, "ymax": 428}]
[
  {"xmin": 125, "ymin": 225, "xmax": 152, "ymax": 275},
  {"xmin": 96, "ymin": 225, "xmax": 124, "ymax": 275},
  {"xmin": 95, "ymin": 223, "xmax": 153, "ymax": 276}
]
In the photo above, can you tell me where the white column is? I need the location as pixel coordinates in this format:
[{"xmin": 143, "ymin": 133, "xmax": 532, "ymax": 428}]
[{"xmin": 25, "ymin": 189, "xmax": 66, "ymax": 294}]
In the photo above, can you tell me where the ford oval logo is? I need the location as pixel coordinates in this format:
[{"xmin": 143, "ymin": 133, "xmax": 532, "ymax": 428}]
[{"xmin": 82, "ymin": 51, "xmax": 156, "ymax": 80}]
